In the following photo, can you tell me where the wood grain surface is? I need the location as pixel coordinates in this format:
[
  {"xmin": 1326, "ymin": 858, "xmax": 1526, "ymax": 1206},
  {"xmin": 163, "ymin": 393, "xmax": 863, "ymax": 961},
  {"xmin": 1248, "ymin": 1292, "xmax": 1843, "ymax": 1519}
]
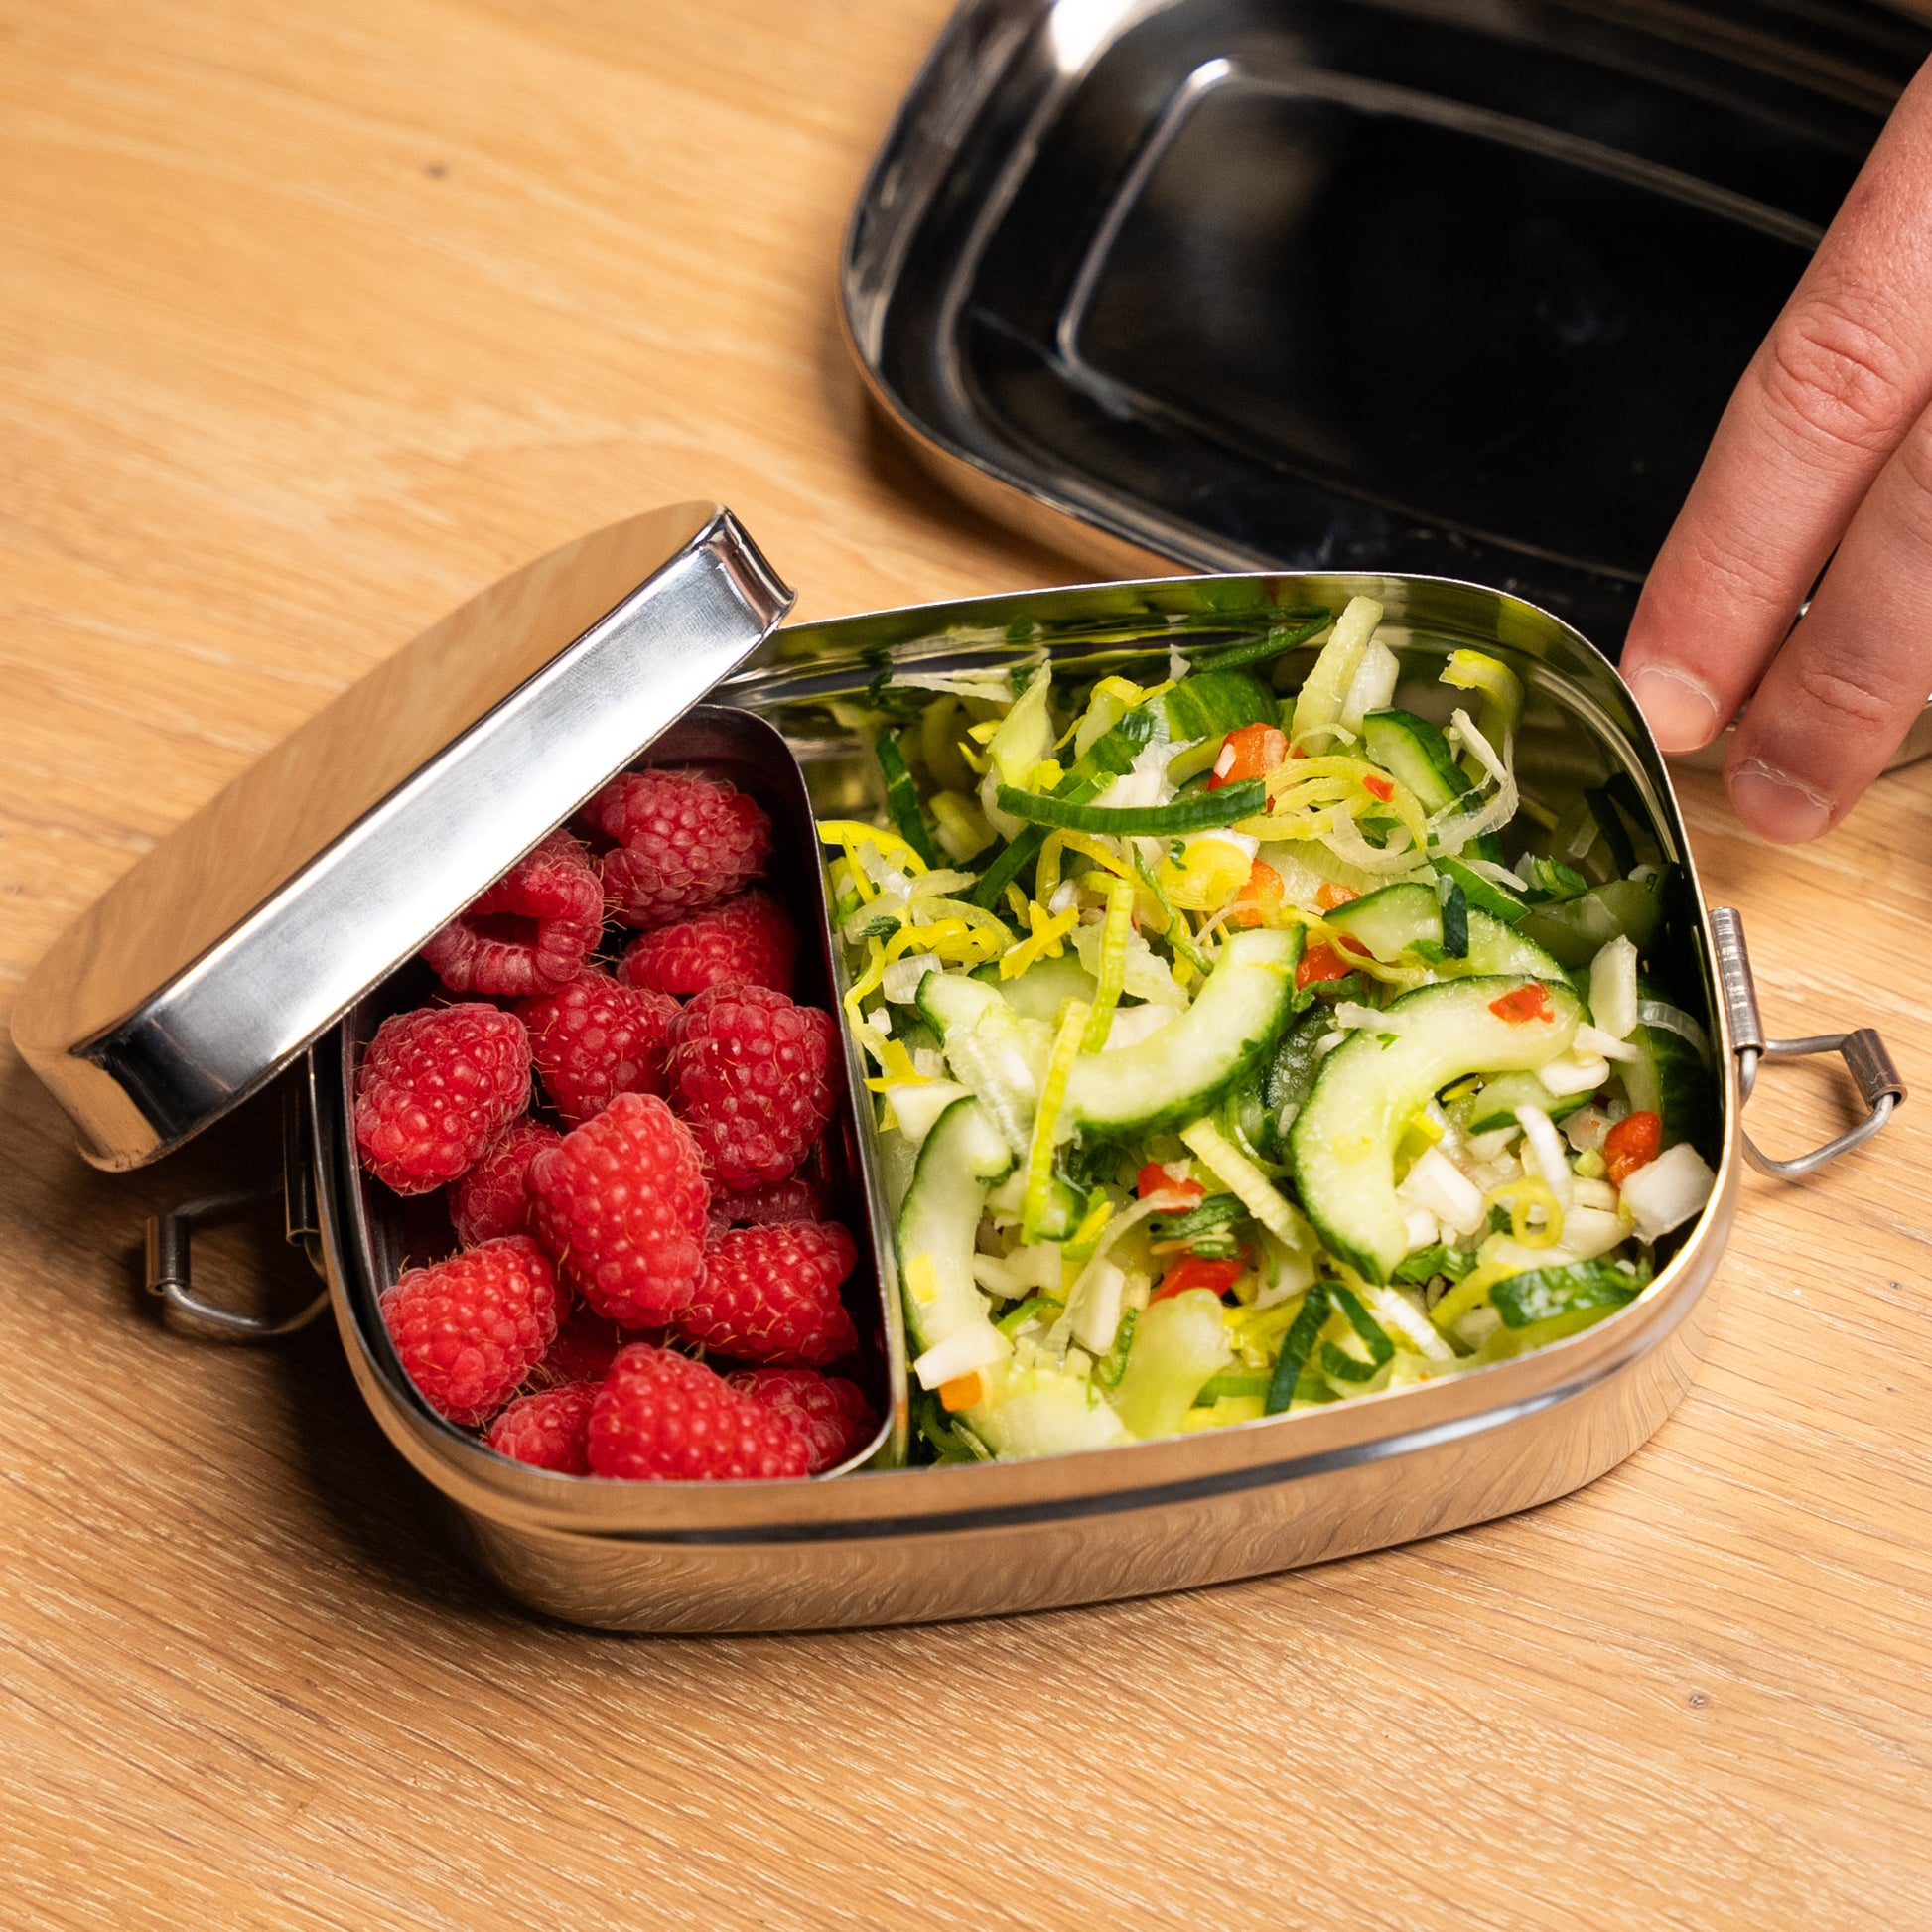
[{"xmin": 3, "ymin": 2, "xmax": 1929, "ymax": 1927}]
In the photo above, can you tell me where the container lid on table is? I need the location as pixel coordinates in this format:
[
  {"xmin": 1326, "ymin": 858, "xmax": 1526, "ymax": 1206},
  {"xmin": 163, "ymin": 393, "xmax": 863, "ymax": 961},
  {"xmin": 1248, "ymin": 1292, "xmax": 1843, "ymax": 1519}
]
[{"xmin": 12, "ymin": 502, "xmax": 793, "ymax": 1170}]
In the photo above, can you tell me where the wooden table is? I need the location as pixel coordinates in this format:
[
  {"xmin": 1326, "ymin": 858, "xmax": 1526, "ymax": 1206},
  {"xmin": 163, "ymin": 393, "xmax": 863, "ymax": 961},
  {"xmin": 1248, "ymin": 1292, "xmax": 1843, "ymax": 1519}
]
[{"xmin": 3, "ymin": 2, "xmax": 1928, "ymax": 1925}]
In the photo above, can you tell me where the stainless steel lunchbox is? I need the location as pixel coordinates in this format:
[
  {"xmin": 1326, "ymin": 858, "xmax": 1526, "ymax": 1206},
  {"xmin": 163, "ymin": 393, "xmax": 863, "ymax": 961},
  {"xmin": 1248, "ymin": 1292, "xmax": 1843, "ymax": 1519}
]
[{"xmin": 12, "ymin": 503, "xmax": 1902, "ymax": 1632}]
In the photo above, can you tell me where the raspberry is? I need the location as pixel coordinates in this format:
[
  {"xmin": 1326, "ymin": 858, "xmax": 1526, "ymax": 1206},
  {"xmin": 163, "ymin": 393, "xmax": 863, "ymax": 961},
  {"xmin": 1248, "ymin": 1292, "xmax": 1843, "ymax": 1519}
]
[
  {"xmin": 486, "ymin": 1381, "xmax": 597, "ymax": 1474},
  {"xmin": 529, "ymin": 1092, "xmax": 709, "ymax": 1326},
  {"xmin": 666, "ymin": 982, "xmax": 842, "ymax": 1190},
  {"xmin": 517, "ymin": 970, "xmax": 678, "ymax": 1127},
  {"xmin": 526, "ymin": 1304, "xmax": 632, "ymax": 1390},
  {"xmin": 591, "ymin": 769, "xmax": 771, "ymax": 928},
  {"xmin": 617, "ymin": 890, "xmax": 796, "ymax": 999},
  {"xmin": 725, "ymin": 1368, "xmax": 875, "ymax": 1474},
  {"xmin": 354, "ymin": 1003, "xmax": 530, "ymax": 1195},
  {"xmin": 587, "ymin": 1344, "xmax": 810, "ymax": 1481},
  {"xmin": 678, "ymin": 1221, "xmax": 858, "ymax": 1367},
  {"xmin": 379, "ymin": 1236, "xmax": 559, "ymax": 1425},
  {"xmin": 705, "ymin": 1172, "xmax": 828, "ymax": 1241},
  {"xmin": 451, "ymin": 1118, "xmax": 561, "ymax": 1246},
  {"xmin": 421, "ymin": 830, "xmax": 603, "ymax": 998}
]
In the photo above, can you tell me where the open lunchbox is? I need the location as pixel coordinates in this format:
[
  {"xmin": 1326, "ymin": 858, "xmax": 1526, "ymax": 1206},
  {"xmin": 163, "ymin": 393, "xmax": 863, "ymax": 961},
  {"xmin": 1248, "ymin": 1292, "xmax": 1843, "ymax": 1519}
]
[{"xmin": 10, "ymin": 501, "xmax": 1903, "ymax": 1630}]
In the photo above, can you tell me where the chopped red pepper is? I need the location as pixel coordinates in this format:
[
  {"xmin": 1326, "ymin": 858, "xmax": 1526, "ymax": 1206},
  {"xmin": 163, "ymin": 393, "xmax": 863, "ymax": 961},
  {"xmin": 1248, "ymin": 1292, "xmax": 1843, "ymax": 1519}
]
[
  {"xmin": 1227, "ymin": 858, "xmax": 1285, "ymax": 928},
  {"xmin": 1297, "ymin": 941, "xmax": 1350, "ymax": 990},
  {"xmin": 1206, "ymin": 722, "xmax": 1288, "ymax": 791},
  {"xmin": 1136, "ymin": 1162, "xmax": 1204, "ymax": 1210},
  {"xmin": 1604, "ymin": 1111, "xmax": 1662, "ymax": 1184},
  {"xmin": 1361, "ymin": 772, "xmax": 1395, "ymax": 803},
  {"xmin": 1152, "ymin": 1256, "xmax": 1245, "ymax": 1302},
  {"xmin": 1487, "ymin": 983, "xmax": 1555, "ymax": 1025},
  {"xmin": 1315, "ymin": 883, "xmax": 1359, "ymax": 911}
]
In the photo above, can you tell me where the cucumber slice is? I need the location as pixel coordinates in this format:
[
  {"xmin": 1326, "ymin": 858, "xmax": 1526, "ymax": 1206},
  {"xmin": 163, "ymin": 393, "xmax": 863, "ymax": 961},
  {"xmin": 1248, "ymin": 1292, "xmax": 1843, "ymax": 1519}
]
[
  {"xmin": 1361, "ymin": 709, "xmax": 1467, "ymax": 816},
  {"xmin": 1460, "ymin": 1070, "xmax": 1592, "ymax": 1134},
  {"xmin": 1326, "ymin": 882, "xmax": 1567, "ymax": 979},
  {"xmin": 993, "ymin": 779, "xmax": 1265, "ymax": 837},
  {"xmin": 897, "ymin": 1097, "xmax": 1015, "ymax": 1357},
  {"xmin": 1064, "ymin": 926, "xmax": 1303, "ymax": 1137},
  {"xmin": 1620, "ymin": 982, "xmax": 1714, "ymax": 1151},
  {"xmin": 978, "ymin": 950, "xmax": 1098, "ymax": 1023},
  {"xmin": 897, "ymin": 1096, "xmax": 1129, "ymax": 1457},
  {"xmin": 1517, "ymin": 878, "xmax": 1663, "ymax": 969},
  {"xmin": 1360, "ymin": 709, "xmax": 1503, "ymax": 863},
  {"xmin": 1162, "ymin": 669, "xmax": 1278, "ymax": 742},
  {"xmin": 1435, "ymin": 855, "xmax": 1528, "ymax": 925},
  {"xmin": 916, "ymin": 970, "xmax": 1047, "ymax": 1154},
  {"xmin": 1290, "ymin": 976, "xmax": 1585, "ymax": 1282}
]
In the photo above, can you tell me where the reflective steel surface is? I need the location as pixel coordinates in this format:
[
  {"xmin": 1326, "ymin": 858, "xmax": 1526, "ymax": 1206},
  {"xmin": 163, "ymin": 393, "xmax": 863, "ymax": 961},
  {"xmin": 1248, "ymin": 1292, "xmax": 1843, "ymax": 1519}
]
[
  {"xmin": 843, "ymin": 0, "xmax": 1927, "ymax": 645},
  {"xmin": 315, "ymin": 568, "xmax": 1770, "ymax": 1632},
  {"xmin": 12, "ymin": 504, "xmax": 793, "ymax": 1170}
]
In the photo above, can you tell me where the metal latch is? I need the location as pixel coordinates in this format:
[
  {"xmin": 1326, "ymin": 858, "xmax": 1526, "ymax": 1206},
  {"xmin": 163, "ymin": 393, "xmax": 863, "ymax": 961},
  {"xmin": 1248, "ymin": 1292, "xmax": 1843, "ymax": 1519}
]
[
  {"xmin": 1711, "ymin": 906, "xmax": 1905, "ymax": 1178},
  {"xmin": 144, "ymin": 1082, "xmax": 330, "ymax": 1340}
]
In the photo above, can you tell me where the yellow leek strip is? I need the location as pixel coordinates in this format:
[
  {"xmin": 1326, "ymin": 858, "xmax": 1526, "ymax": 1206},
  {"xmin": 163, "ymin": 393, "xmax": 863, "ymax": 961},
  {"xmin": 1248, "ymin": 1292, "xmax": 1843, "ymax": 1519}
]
[
  {"xmin": 1061, "ymin": 1194, "xmax": 1116, "ymax": 1265},
  {"xmin": 840, "ymin": 939, "xmax": 892, "ymax": 1067},
  {"xmin": 1430, "ymin": 1254, "xmax": 1520, "ymax": 1335},
  {"xmin": 1022, "ymin": 1000, "xmax": 1090, "ymax": 1242},
  {"xmin": 1038, "ymin": 828, "xmax": 1136, "ymax": 903},
  {"xmin": 1004, "ymin": 882, "xmax": 1031, "ymax": 925},
  {"xmin": 862, "ymin": 1037, "xmax": 928, "ymax": 1091},
  {"xmin": 910, "ymin": 895, "xmax": 1014, "ymax": 940},
  {"xmin": 1080, "ymin": 875, "xmax": 1137, "ymax": 1051},
  {"xmin": 1035, "ymin": 830, "xmax": 1068, "ymax": 902},
  {"xmin": 815, "ymin": 819, "xmax": 929, "ymax": 876},
  {"xmin": 1484, "ymin": 1176, "xmax": 1564, "ymax": 1250},
  {"xmin": 999, "ymin": 900, "xmax": 1080, "ymax": 979}
]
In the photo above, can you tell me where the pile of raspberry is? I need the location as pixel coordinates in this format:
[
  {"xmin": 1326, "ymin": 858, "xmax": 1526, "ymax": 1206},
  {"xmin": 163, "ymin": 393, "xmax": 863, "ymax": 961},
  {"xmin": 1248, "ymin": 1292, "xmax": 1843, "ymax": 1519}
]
[{"xmin": 354, "ymin": 765, "xmax": 873, "ymax": 1482}]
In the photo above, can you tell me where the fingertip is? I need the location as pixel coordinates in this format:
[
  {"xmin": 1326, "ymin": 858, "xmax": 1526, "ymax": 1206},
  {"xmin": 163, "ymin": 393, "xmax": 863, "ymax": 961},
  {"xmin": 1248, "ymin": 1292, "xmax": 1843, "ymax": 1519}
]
[
  {"xmin": 1726, "ymin": 756, "xmax": 1836, "ymax": 843},
  {"xmin": 1623, "ymin": 660, "xmax": 1724, "ymax": 755}
]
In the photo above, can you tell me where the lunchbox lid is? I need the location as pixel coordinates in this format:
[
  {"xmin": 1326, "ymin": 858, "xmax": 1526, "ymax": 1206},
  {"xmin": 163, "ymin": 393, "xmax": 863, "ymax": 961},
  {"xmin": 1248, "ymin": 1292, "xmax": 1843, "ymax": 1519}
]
[{"xmin": 11, "ymin": 502, "xmax": 793, "ymax": 1170}]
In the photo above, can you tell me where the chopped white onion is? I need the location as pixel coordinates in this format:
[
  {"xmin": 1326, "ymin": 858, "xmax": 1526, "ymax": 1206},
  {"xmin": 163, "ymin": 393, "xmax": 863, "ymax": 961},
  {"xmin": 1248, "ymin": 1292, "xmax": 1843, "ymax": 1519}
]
[
  {"xmin": 1340, "ymin": 637, "xmax": 1401, "ymax": 733},
  {"xmin": 1068, "ymin": 1261, "xmax": 1127, "ymax": 1355},
  {"xmin": 1397, "ymin": 1146, "xmax": 1488, "ymax": 1236},
  {"xmin": 866, "ymin": 1005, "xmax": 892, "ymax": 1036},
  {"xmin": 1334, "ymin": 1000, "xmax": 1395, "ymax": 1034},
  {"xmin": 1637, "ymin": 999, "xmax": 1713, "ymax": 1064},
  {"xmin": 1620, "ymin": 1143, "xmax": 1717, "ymax": 1242},
  {"xmin": 1462, "ymin": 856, "xmax": 1529, "ymax": 892},
  {"xmin": 911, "ymin": 1322, "xmax": 1010, "ymax": 1390},
  {"xmin": 1588, "ymin": 935, "xmax": 1640, "ymax": 1040},
  {"xmin": 886, "ymin": 1079, "xmax": 970, "ymax": 1145},
  {"xmin": 1369, "ymin": 1285, "xmax": 1457, "ymax": 1362},
  {"xmin": 1046, "ymin": 879, "xmax": 1079, "ymax": 915},
  {"xmin": 1563, "ymin": 1106, "xmax": 1612, "ymax": 1154},
  {"xmin": 1538, "ymin": 1054, "xmax": 1610, "ymax": 1096},
  {"xmin": 881, "ymin": 953, "xmax": 940, "ymax": 1004},
  {"xmin": 1570, "ymin": 1175, "xmax": 1620, "ymax": 1211},
  {"xmin": 1428, "ymin": 708, "xmax": 1518, "ymax": 855},
  {"xmin": 1403, "ymin": 1205, "xmax": 1441, "ymax": 1251},
  {"xmin": 1513, "ymin": 1103, "xmax": 1575, "ymax": 1206},
  {"xmin": 1464, "ymin": 1125, "xmax": 1518, "ymax": 1163},
  {"xmin": 1574, "ymin": 1022, "xmax": 1638, "ymax": 1063},
  {"xmin": 1323, "ymin": 809, "xmax": 1423, "ymax": 875}
]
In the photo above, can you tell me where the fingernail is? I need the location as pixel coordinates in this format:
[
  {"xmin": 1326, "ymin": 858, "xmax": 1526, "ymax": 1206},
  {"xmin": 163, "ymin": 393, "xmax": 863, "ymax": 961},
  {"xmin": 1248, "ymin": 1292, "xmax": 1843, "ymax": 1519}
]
[
  {"xmin": 1729, "ymin": 759, "xmax": 1834, "ymax": 843},
  {"xmin": 1626, "ymin": 663, "xmax": 1722, "ymax": 754}
]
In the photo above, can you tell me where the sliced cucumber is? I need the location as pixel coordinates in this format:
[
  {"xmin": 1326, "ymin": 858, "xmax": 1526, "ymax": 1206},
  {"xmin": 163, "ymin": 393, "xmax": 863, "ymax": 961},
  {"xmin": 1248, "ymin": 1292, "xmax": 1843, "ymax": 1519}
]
[
  {"xmin": 1290, "ymin": 976, "xmax": 1585, "ymax": 1282},
  {"xmin": 1517, "ymin": 878, "xmax": 1663, "ymax": 969},
  {"xmin": 897, "ymin": 1096, "xmax": 1129, "ymax": 1457},
  {"xmin": 1326, "ymin": 881, "xmax": 1567, "ymax": 979},
  {"xmin": 1620, "ymin": 981, "xmax": 1714, "ymax": 1151},
  {"xmin": 978, "ymin": 950, "xmax": 1097, "ymax": 1023},
  {"xmin": 1063, "ymin": 926, "xmax": 1303, "ymax": 1138},
  {"xmin": 897, "ymin": 1097, "xmax": 1014, "ymax": 1356},
  {"xmin": 1460, "ymin": 1070, "xmax": 1592, "ymax": 1134},
  {"xmin": 1163, "ymin": 669, "xmax": 1278, "ymax": 742},
  {"xmin": 1361, "ymin": 709, "xmax": 1467, "ymax": 815},
  {"xmin": 1360, "ymin": 709, "xmax": 1503, "ymax": 863},
  {"xmin": 1435, "ymin": 854, "xmax": 1528, "ymax": 925},
  {"xmin": 916, "ymin": 970, "xmax": 1048, "ymax": 1153}
]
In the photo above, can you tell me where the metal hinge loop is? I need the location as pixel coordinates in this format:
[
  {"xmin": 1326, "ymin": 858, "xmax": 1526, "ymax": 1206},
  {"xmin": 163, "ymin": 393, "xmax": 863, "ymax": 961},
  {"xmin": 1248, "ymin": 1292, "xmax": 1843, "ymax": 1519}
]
[
  {"xmin": 1710, "ymin": 907, "xmax": 1906, "ymax": 1179},
  {"xmin": 143, "ymin": 1085, "xmax": 330, "ymax": 1341}
]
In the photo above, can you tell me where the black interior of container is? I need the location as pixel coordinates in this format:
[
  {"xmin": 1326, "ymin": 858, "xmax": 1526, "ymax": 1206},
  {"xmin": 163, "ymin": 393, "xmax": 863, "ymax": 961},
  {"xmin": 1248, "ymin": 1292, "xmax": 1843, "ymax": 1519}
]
[{"xmin": 876, "ymin": 0, "xmax": 1928, "ymax": 648}]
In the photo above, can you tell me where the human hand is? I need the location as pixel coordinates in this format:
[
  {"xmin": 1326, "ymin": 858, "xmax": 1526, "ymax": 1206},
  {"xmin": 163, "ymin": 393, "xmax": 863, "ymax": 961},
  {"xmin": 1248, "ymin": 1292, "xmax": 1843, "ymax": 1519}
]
[{"xmin": 1620, "ymin": 61, "xmax": 1932, "ymax": 841}]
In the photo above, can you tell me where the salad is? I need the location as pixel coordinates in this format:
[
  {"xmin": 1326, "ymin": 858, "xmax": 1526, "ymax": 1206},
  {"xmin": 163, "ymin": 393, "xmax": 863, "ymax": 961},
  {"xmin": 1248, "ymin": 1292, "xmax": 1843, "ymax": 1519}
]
[{"xmin": 818, "ymin": 598, "xmax": 1720, "ymax": 1463}]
